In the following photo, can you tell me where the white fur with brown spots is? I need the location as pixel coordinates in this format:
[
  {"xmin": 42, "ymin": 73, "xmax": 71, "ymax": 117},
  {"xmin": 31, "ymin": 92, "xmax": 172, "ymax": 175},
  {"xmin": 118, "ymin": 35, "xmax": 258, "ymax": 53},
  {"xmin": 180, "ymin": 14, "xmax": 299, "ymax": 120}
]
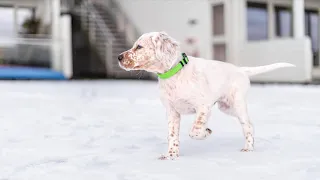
[{"xmin": 118, "ymin": 31, "xmax": 295, "ymax": 160}]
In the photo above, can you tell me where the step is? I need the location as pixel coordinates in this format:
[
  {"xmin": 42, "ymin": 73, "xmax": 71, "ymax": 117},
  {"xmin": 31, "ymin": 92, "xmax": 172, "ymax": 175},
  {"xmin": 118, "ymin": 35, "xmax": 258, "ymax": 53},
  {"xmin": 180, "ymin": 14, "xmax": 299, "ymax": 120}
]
[
  {"xmin": 91, "ymin": 39, "xmax": 126, "ymax": 46},
  {"xmin": 92, "ymin": 31, "xmax": 124, "ymax": 38},
  {"xmin": 90, "ymin": 35, "xmax": 126, "ymax": 43}
]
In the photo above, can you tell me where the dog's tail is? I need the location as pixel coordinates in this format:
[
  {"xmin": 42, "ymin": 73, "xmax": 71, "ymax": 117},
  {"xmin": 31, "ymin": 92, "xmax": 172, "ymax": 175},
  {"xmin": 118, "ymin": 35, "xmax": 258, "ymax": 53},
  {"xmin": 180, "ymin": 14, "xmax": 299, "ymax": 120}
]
[{"xmin": 240, "ymin": 63, "xmax": 295, "ymax": 77}]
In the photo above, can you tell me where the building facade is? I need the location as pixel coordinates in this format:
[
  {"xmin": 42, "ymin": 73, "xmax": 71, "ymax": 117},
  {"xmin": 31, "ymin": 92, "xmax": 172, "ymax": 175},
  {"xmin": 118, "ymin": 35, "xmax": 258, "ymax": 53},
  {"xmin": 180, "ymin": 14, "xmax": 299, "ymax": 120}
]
[
  {"xmin": 0, "ymin": 0, "xmax": 319, "ymax": 83},
  {"xmin": 117, "ymin": 0, "xmax": 319, "ymax": 83}
]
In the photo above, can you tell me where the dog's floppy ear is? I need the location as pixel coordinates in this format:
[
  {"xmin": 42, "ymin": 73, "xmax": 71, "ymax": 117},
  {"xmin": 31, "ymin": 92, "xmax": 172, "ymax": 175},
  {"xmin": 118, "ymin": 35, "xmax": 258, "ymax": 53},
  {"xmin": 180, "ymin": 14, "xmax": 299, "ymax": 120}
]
[{"xmin": 151, "ymin": 31, "xmax": 179, "ymax": 60}]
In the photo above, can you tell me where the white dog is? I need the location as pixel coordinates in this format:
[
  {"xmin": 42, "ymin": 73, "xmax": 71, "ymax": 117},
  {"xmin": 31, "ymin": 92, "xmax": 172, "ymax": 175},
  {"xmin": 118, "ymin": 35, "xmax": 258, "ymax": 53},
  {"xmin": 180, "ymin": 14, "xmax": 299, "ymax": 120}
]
[{"xmin": 118, "ymin": 31, "xmax": 295, "ymax": 160}]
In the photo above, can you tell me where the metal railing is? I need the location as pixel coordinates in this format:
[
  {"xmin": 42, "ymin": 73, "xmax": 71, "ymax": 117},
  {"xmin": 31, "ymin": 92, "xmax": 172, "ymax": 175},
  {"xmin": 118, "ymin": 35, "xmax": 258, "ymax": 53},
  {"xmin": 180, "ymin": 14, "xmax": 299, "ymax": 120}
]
[
  {"xmin": 94, "ymin": 0, "xmax": 141, "ymax": 45},
  {"xmin": 0, "ymin": 37, "xmax": 58, "ymax": 68},
  {"xmin": 74, "ymin": 0, "xmax": 154, "ymax": 79},
  {"xmin": 78, "ymin": 0, "xmax": 116, "ymax": 74},
  {"xmin": 86, "ymin": 0, "xmax": 115, "ymax": 42}
]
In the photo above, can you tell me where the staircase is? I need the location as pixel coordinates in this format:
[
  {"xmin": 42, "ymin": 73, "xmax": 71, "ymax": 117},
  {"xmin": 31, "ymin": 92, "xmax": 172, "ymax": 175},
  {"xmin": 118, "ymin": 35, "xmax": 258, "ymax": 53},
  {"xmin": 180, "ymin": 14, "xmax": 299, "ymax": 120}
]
[
  {"xmin": 72, "ymin": 0, "xmax": 154, "ymax": 80},
  {"xmin": 92, "ymin": 4, "xmax": 130, "ymax": 75},
  {"xmin": 71, "ymin": 12, "xmax": 107, "ymax": 78}
]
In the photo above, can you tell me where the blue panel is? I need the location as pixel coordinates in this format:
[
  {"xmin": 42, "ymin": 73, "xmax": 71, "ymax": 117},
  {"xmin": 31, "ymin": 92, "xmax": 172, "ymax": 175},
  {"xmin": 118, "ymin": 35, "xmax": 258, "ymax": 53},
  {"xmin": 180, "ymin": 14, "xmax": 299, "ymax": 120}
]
[{"xmin": 0, "ymin": 66, "xmax": 66, "ymax": 80}]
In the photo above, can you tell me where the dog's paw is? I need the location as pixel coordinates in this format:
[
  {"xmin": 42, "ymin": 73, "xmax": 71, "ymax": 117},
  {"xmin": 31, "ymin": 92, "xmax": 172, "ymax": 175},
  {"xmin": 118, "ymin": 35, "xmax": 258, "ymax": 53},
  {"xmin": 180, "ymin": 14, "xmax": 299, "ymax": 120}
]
[
  {"xmin": 158, "ymin": 153, "xmax": 179, "ymax": 160},
  {"xmin": 189, "ymin": 127, "xmax": 212, "ymax": 140}
]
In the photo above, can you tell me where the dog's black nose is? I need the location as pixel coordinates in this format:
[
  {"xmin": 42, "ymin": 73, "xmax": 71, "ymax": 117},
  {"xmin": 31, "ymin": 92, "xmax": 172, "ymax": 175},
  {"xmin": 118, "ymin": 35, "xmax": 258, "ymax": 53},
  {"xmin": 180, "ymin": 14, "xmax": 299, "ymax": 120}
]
[{"xmin": 118, "ymin": 54, "xmax": 124, "ymax": 61}]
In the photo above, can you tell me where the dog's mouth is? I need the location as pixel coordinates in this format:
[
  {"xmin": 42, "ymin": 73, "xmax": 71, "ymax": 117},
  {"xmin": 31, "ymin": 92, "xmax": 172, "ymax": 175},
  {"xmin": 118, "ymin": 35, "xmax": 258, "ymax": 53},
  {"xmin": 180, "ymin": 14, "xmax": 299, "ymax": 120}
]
[
  {"xmin": 119, "ymin": 61, "xmax": 143, "ymax": 71},
  {"xmin": 133, "ymin": 64, "xmax": 143, "ymax": 69}
]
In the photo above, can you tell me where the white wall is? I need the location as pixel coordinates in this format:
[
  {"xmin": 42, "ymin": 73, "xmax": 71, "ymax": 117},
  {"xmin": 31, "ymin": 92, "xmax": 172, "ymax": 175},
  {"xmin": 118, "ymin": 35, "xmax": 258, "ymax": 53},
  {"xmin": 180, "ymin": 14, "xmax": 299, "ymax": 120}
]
[
  {"xmin": 117, "ymin": 0, "xmax": 212, "ymax": 59},
  {"xmin": 239, "ymin": 37, "xmax": 313, "ymax": 83}
]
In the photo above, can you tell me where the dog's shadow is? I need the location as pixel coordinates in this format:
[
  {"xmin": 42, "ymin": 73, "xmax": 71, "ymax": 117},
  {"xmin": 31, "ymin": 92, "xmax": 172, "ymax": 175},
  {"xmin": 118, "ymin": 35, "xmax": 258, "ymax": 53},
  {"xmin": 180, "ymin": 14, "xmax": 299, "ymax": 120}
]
[
  {"xmin": 176, "ymin": 136, "xmax": 275, "ymax": 157},
  {"xmin": 178, "ymin": 137, "xmax": 241, "ymax": 156}
]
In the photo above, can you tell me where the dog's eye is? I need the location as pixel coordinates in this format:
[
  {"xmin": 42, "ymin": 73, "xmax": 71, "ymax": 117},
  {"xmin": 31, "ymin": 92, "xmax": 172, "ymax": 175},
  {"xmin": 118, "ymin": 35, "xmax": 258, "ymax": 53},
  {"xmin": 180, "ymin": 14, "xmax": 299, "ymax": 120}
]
[{"xmin": 136, "ymin": 45, "xmax": 143, "ymax": 50}]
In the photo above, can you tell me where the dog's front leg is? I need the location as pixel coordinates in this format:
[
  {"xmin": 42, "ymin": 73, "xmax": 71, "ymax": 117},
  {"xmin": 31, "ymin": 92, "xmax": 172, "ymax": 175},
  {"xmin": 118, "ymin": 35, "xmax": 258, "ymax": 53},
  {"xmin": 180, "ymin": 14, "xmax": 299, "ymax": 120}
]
[
  {"xmin": 159, "ymin": 109, "xmax": 181, "ymax": 160},
  {"xmin": 189, "ymin": 107, "xmax": 212, "ymax": 140}
]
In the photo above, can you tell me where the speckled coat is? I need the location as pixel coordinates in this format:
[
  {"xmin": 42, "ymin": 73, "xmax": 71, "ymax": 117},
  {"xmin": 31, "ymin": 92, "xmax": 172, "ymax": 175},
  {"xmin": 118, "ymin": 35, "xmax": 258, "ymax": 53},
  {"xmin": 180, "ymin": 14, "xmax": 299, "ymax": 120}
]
[{"xmin": 118, "ymin": 31, "xmax": 295, "ymax": 160}]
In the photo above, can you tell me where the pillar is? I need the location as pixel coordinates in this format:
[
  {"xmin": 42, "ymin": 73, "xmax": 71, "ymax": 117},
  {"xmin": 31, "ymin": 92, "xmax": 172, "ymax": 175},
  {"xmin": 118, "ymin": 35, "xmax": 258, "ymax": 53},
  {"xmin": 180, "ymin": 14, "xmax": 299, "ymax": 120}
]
[
  {"xmin": 268, "ymin": 1, "xmax": 275, "ymax": 39},
  {"xmin": 293, "ymin": 0, "xmax": 305, "ymax": 38},
  {"xmin": 13, "ymin": 4, "xmax": 18, "ymax": 37},
  {"xmin": 51, "ymin": 0, "xmax": 61, "ymax": 71}
]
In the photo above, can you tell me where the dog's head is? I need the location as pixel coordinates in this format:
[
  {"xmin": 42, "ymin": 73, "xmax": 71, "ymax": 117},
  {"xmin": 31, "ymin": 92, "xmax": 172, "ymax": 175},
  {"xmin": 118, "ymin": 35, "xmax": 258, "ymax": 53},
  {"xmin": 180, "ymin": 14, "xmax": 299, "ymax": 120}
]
[{"xmin": 118, "ymin": 31, "xmax": 180, "ymax": 73}]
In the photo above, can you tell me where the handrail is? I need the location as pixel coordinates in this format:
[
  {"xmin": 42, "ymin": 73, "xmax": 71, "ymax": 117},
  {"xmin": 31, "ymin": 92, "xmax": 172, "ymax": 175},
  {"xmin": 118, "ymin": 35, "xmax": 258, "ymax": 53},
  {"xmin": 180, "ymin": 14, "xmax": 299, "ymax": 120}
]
[
  {"xmin": 0, "ymin": 37, "xmax": 55, "ymax": 46},
  {"xmin": 95, "ymin": 0, "xmax": 140, "ymax": 45},
  {"xmin": 18, "ymin": 33, "xmax": 53, "ymax": 39},
  {"xmin": 86, "ymin": 0, "xmax": 115, "ymax": 43},
  {"xmin": 78, "ymin": 0, "xmax": 115, "ymax": 74},
  {"xmin": 0, "ymin": 37, "xmax": 56, "ymax": 67}
]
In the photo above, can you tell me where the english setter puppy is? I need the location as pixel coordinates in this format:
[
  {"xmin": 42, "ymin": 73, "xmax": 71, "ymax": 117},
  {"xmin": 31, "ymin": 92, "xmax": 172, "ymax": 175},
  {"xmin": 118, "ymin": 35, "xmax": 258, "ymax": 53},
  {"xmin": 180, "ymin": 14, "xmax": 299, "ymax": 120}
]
[{"xmin": 118, "ymin": 31, "xmax": 295, "ymax": 160}]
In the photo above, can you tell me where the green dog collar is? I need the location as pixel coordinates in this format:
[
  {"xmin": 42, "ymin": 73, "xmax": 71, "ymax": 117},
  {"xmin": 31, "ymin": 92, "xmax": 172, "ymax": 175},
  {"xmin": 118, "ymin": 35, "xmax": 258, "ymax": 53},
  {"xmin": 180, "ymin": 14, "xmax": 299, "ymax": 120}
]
[{"xmin": 157, "ymin": 53, "xmax": 189, "ymax": 79}]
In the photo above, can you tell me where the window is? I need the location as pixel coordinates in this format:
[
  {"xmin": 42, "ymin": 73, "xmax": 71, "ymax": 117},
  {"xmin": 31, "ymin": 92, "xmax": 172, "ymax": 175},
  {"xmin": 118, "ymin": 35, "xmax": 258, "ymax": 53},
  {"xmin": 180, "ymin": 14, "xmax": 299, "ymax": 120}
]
[
  {"xmin": 0, "ymin": 6, "xmax": 33, "ymax": 38},
  {"xmin": 305, "ymin": 9, "xmax": 319, "ymax": 66},
  {"xmin": 275, "ymin": 6, "xmax": 293, "ymax": 37},
  {"xmin": 17, "ymin": 7, "xmax": 33, "ymax": 35},
  {"xmin": 213, "ymin": 44, "xmax": 226, "ymax": 61},
  {"xmin": 0, "ymin": 6, "xmax": 14, "ymax": 38},
  {"xmin": 212, "ymin": 4, "xmax": 224, "ymax": 36},
  {"xmin": 247, "ymin": 2, "xmax": 268, "ymax": 41}
]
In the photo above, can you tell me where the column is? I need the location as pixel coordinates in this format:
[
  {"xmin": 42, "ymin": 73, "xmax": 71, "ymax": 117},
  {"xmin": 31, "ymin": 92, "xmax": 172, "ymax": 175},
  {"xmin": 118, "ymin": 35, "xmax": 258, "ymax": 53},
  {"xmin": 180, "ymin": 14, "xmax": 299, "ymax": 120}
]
[
  {"xmin": 43, "ymin": 0, "xmax": 51, "ymax": 24},
  {"xmin": 293, "ymin": 0, "xmax": 305, "ymax": 38},
  {"xmin": 61, "ymin": 15, "xmax": 73, "ymax": 78},
  {"xmin": 268, "ymin": 1, "xmax": 275, "ymax": 39},
  {"xmin": 318, "ymin": 7, "xmax": 320, "ymax": 67},
  {"xmin": 13, "ymin": 4, "xmax": 18, "ymax": 37},
  {"xmin": 51, "ymin": 0, "xmax": 61, "ymax": 71},
  {"xmin": 229, "ymin": 0, "xmax": 243, "ymax": 65}
]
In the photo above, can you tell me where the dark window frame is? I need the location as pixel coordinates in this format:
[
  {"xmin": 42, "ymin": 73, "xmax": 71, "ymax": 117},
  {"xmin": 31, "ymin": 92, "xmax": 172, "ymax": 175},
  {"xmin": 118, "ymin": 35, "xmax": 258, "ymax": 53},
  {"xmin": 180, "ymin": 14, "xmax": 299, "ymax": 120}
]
[
  {"xmin": 212, "ymin": 3, "xmax": 225, "ymax": 36},
  {"xmin": 246, "ymin": 1, "xmax": 269, "ymax": 41},
  {"xmin": 305, "ymin": 9, "xmax": 319, "ymax": 66},
  {"xmin": 213, "ymin": 43, "xmax": 226, "ymax": 62},
  {"xmin": 274, "ymin": 5, "xmax": 293, "ymax": 37}
]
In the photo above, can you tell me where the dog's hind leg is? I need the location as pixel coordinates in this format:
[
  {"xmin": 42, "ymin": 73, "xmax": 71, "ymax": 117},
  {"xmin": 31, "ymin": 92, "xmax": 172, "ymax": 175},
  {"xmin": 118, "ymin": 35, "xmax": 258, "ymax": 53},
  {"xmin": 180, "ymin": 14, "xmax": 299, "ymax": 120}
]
[
  {"xmin": 218, "ymin": 93, "xmax": 254, "ymax": 152},
  {"xmin": 189, "ymin": 106, "xmax": 212, "ymax": 140},
  {"xmin": 234, "ymin": 94, "xmax": 254, "ymax": 152}
]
